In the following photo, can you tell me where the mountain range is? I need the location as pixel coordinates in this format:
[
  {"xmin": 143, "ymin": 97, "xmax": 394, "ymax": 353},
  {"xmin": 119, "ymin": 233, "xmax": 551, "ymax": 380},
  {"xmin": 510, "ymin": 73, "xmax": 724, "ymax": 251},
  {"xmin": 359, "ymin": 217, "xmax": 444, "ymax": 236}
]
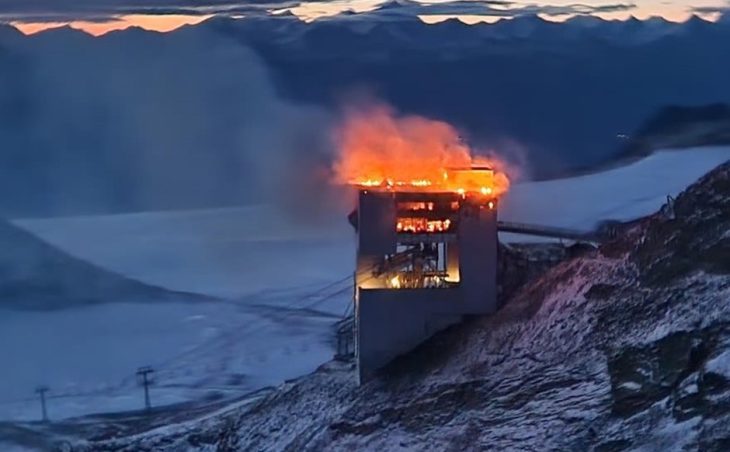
[
  {"xmin": 0, "ymin": 14, "xmax": 729, "ymax": 216},
  {"xmin": 215, "ymin": 13, "xmax": 730, "ymax": 171},
  {"xmin": 208, "ymin": 12, "xmax": 729, "ymax": 51}
]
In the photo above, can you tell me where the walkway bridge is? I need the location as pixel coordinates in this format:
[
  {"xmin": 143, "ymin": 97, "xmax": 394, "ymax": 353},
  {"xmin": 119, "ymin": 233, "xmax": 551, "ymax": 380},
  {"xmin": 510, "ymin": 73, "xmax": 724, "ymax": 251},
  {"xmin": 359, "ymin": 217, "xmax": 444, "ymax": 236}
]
[{"xmin": 497, "ymin": 221, "xmax": 605, "ymax": 243}]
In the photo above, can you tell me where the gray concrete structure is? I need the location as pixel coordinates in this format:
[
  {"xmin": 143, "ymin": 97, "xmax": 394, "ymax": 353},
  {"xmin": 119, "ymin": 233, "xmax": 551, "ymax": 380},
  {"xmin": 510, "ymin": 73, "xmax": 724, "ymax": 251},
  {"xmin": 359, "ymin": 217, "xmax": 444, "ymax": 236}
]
[
  {"xmin": 357, "ymin": 288, "xmax": 462, "ymax": 374},
  {"xmin": 353, "ymin": 189, "xmax": 499, "ymax": 382},
  {"xmin": 459, "ymin": 203, "xmax": 499, "ymax": 314}
]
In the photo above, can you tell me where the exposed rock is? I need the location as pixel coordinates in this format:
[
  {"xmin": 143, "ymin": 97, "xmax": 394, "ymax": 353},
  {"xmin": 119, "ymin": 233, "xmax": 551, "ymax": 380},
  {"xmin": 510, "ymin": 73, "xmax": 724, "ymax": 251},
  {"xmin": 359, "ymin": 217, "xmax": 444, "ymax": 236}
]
[
  {"xmin": 608, "ymin": 326, "xmax": 725, "ymax": 419},
  {"xmin": 633, "ymin": 161, "xmax": 730, "ymax": 285},
  {"xmin": 498, "ymin": 242, "xmax": 569, "ymax": 304}
]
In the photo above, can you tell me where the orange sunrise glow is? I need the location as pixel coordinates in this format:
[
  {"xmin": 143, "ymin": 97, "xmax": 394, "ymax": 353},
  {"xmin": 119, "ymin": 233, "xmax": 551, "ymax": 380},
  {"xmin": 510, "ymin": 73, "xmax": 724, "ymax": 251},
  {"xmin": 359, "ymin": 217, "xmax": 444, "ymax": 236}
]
[
  {"xmin": 5, "ymin": 0, "xmax": 726, "ymax": 36},
  {"xmin": 11, "ymin": 14, "xmax": 214, "ymax": 37}
]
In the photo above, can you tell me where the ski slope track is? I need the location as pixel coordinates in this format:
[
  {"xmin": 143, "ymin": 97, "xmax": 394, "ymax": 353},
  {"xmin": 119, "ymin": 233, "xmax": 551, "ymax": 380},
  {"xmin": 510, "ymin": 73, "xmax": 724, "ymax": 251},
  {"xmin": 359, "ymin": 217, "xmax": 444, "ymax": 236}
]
[{"xmin": 72, "ymin": 157, "xmax": 730, "ymax": 451}]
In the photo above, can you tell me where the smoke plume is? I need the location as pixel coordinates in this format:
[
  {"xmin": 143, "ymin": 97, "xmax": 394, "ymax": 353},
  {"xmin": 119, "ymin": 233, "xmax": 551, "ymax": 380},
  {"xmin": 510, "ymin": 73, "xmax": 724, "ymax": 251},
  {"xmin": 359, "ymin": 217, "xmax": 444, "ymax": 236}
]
[
  {"xmin": 0, "ymin": 26, "xmax": 334, "ymax": 218},
  {"xmin": 332, "ymin": 103, "xmax": 513, "ymax": 196}
]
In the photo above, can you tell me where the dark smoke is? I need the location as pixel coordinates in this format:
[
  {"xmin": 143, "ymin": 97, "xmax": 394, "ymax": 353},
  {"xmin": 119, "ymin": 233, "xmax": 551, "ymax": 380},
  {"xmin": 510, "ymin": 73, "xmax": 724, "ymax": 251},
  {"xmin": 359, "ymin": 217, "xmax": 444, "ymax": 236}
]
[{"xmin": 0, "ymin": 26, "xmax": 336, "ymax": 218}]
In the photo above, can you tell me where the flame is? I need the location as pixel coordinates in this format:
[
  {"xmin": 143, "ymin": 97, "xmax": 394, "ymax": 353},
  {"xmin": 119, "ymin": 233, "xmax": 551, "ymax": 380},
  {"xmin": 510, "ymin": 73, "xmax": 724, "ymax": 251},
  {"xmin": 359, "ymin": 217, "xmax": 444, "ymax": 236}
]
[
  {"xmin": 397, "ymin": 218, "xmax": 452, "ymax": 233},
  {"xmin": 333, "ymin": 104, "xmax": 510, "ymax": 196}
]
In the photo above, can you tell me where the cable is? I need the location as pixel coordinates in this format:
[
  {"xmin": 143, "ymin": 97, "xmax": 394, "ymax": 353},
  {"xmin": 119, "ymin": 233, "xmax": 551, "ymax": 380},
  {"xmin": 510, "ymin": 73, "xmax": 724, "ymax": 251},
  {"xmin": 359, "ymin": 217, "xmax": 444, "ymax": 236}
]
[
  {"xmin": 0, "ymin": 267, "xmax": 377, "ymax": 412},
  {"xmin": 149, "ymin": 270, "xmax": 364, "ymax": 371}
]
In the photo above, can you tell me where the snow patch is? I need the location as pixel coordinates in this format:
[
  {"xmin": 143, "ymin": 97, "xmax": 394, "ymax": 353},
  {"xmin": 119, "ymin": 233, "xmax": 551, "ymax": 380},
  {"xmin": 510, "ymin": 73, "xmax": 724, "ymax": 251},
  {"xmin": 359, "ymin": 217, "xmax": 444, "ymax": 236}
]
[
  {"xmin": 619, "ymin": 381, "xmax": 642, "ymax": 391},
  {"xmin": 705, "ymin": 350, "xmax": 730, "ymax": 378},
  {"xmin": 500, "ymin": 146, "xmax": 730, "ymax": 241}
]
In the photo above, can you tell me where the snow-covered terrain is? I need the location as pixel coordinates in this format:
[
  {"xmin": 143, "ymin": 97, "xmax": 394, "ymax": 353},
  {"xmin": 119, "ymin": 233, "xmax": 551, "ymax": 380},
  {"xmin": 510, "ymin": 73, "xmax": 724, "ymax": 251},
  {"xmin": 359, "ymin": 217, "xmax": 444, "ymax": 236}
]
[
  {"xmin": 0, "ymin": 294, "xmax": 343, "ymax": 422},
  {"xmin": 0, "ymin": 209, "xmax": 354, "ymax": 422},
  {"xmin": 499, "ymin": 146, "xmax": 730, "ymax": 238},
  {"xmin": 73, "ymin": 157, "xmax": 730, "ymax": 451},
  {"xmin": 13, "ymin": 206, "xmax": 354, "ymax": 299},
  {"xmin": 1, "ymin": 147, "xmax": 728, "ymax": 431}
]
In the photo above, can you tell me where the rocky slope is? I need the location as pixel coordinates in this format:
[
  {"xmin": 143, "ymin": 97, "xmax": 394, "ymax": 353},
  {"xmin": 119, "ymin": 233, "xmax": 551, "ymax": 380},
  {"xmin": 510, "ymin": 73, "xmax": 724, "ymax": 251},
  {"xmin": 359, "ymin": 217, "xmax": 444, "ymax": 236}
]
[{"xmin": 80, "ymin": 161, "xmax": 730, "ymax": 451}]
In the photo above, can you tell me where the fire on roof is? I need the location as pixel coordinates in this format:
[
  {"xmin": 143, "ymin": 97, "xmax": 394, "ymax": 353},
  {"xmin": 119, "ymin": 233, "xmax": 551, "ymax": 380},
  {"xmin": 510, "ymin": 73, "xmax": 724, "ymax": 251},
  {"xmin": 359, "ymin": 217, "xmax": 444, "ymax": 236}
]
[{"xmin": 332, "ymin": 104, "xmax": 511, "ymax": 197}]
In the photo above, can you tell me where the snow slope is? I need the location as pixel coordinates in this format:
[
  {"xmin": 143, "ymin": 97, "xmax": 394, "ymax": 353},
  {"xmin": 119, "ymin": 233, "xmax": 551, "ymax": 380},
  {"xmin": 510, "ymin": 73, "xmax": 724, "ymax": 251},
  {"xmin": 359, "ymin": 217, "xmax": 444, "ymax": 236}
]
[
  {"xmin": 13, "ymin": 206, "xmax": 354, "ymax": 299},
  {"xmin": 0, "ymin": 219, "xmax": 205, "ymax": 310},
  {"xmin": 0, "ymin": 208, "xmax": 354, "ymax": 422},
  {"xmin": 499, "ymin": 146, "xmax": 730, "ymax": 235},
  {"xmin": 0, "ymin": 285, "xmax": 350, "ymax": 422}
]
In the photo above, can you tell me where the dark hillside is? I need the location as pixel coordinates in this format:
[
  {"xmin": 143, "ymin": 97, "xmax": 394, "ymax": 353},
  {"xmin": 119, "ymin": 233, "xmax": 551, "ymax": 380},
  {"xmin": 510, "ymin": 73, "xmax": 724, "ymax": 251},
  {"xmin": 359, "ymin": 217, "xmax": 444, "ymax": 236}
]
[{"xmin": 0, "ymin": 219, "xmax": 211, "ymax": 310}]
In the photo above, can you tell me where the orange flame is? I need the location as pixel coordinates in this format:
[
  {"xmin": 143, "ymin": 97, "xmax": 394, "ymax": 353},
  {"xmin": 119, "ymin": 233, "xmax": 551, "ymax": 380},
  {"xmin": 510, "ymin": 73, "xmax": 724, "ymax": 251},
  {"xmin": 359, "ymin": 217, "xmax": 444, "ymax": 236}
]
[
  {"xmin": 333, "ymin": 105, "xmax": 510, "ymax": 196},
  {"xmin": 397, "ymin": 218, "xmax": 453, "ymax": 233}
]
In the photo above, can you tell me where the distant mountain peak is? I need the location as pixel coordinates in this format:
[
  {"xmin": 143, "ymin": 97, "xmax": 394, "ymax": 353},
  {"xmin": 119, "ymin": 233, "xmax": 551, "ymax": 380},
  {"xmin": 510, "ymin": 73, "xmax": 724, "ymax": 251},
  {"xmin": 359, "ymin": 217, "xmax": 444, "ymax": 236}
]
[
  {"xmin": 375, "ymin": 0, "xmax": 420, "ymax": 12},
  {"xmin": 34, "ymin": 25, "xmax": 89, "ymax": 38},
  {"xmin": 432, "ymin": 17, "xmax": 467, "ymax": 27},
  {"xmin": 566, "ymin": 14, "xmax": 606, "ymax": 26},
  {"xmin": 685, "ymin": 14, "xmax": 713, "ymax": 25},
  {"xmin": 644, "ymin": 15, "xmax": 671, "ymax": 24},
  {"xmin": 513, "ymin": 13, "xmax": 548, "ymax": 23}
]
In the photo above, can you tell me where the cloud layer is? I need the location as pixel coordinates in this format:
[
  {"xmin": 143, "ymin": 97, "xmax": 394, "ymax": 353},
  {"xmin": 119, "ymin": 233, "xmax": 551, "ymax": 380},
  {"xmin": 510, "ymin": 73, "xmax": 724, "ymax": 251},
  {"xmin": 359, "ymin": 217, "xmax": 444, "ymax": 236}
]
[{"xmin": 0, "ymin": 0, "xmax": 296, "ymax": 21}]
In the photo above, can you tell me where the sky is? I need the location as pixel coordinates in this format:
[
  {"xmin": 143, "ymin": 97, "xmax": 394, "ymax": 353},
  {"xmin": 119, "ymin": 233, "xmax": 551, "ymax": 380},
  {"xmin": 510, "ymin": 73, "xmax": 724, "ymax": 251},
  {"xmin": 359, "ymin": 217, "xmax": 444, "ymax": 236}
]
[{"xmin": 1, "ymin": 0, "xmax": 728, "ymax": 35}]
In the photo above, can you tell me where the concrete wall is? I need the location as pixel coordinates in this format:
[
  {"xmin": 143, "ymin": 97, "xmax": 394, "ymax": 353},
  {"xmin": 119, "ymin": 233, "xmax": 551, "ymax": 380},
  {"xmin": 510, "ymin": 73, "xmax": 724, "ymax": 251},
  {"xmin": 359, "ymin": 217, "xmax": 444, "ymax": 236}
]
[
  {"xmin": 458, "ymin": 202, "xmax": 498, "ymax": 314},
  {"xmin": 358, "ymin": 191, "xmax": 396, "ymax": 255},
  {"xmin": 357, "ymin": 287, "xmax": 463, "ymax": 381}
]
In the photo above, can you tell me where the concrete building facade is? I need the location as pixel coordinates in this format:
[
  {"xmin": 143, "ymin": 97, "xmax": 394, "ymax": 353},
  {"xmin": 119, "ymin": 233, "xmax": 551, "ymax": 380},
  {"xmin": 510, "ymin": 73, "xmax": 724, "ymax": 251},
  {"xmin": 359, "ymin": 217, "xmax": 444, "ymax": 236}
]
[{"xmin": 353, "ymin": 188, "xmax": 499, "ymax": 381}]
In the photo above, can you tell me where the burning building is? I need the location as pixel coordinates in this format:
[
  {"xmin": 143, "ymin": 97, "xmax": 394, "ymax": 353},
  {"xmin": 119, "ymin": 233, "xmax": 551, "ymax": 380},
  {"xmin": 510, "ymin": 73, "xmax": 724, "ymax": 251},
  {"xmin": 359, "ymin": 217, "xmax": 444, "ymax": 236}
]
[
  {"xmin": 333, "ymin": 105, "xmax": 510, "ymax": 381},
  {"xmin": 348, "ymin": 167, "xmax": 501, "ymax": 380}
]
